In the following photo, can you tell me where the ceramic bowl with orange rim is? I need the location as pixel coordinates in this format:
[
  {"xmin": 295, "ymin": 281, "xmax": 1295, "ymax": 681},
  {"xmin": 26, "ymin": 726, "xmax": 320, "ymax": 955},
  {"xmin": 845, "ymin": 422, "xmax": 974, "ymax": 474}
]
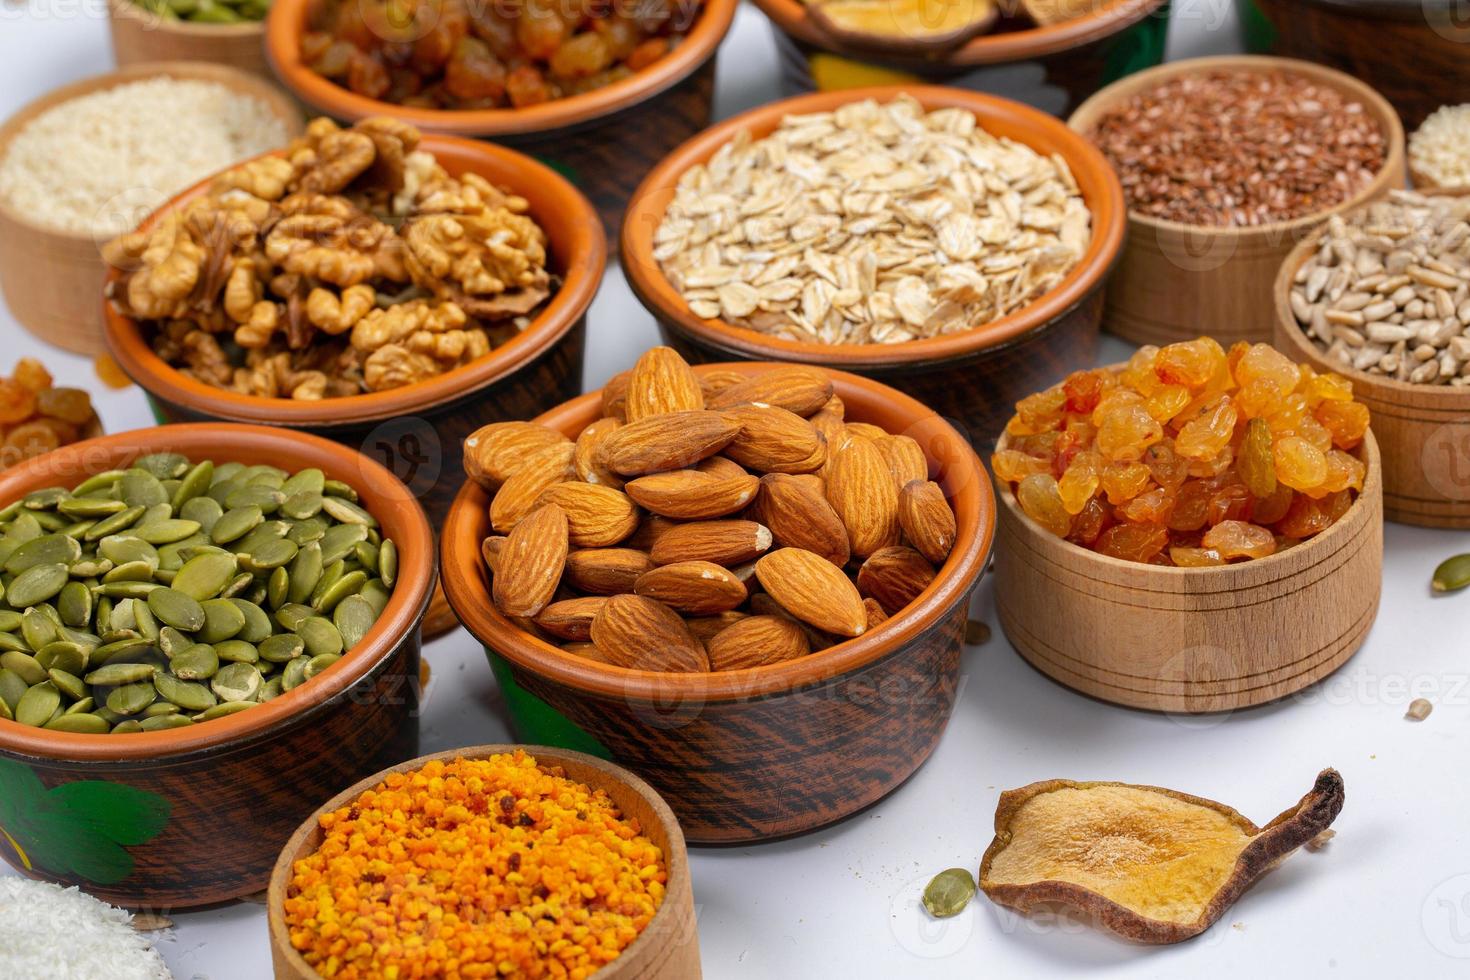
[
  {"xmin": 103, "ymin": 132, "xmax": 604, "ymax": 639},
  {"xmin": 263, "ymin": 0, "xmax": 739, "ymax": 232},
  {"xmin": 621, "ymin": 85, "xmax": 1127, "ymax": 447},
  {"xmin": 440, "ymin": 362, "xmax": 994, "ymax": 844},
  {"xmin": 0, "ymin": 423, "xmax": 434, "ymax": 909}
]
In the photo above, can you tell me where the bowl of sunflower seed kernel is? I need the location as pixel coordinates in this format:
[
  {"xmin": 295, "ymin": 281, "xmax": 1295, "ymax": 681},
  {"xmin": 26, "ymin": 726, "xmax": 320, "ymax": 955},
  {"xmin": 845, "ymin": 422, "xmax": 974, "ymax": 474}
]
[
  {"xmin": 102, "ymin": 115, "xmax": 606, "ymax": 529},
  {"xmin": 622, "ymin": 86, "xmax": 1126, "ymax": 443}
]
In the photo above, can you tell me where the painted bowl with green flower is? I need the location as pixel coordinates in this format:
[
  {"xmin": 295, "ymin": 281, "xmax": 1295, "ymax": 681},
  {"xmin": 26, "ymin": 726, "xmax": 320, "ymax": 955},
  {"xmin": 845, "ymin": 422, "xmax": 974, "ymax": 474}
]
[{"xmin": 0, "ymin": 423, "xmax": 434, "ymax": 908}]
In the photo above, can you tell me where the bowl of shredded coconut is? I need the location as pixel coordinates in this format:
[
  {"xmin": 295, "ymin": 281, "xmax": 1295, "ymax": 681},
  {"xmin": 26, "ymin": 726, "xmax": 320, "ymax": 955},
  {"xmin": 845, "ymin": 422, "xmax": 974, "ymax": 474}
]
[
  {"xmin": 1410, "ymin": 104, "xmax": 1470, "ymax": 192},
  {"xmin": 0, "ymin": 878, "xmax": 171, "ymax": 980},
  {"xmin": 0, "ymin": 61, "xmax": 301, "ymax": 356}
]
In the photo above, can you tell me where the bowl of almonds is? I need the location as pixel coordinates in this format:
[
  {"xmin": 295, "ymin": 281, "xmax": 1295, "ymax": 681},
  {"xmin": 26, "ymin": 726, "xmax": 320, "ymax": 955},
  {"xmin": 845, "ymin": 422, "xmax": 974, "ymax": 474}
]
[
  {"xmin": 439, "ymin": 348, "xmax": 993, "ymax": 843},
  {"xmin": 620, "ymin": 86, "xmax": 1127, "ymax": 445}
]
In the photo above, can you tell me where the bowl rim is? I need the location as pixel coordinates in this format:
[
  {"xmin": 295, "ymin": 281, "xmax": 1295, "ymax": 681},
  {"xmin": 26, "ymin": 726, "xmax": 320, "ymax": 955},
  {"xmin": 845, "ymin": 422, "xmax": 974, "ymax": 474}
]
[
  {"xmin": 0, "ymin": 423, "xmax": 435, "ymax": 762},
  {"xmin": 619, "ymin": 84, "xmax": 1127, "ymax": 369},
  {"xmin": 1272, "ymin": 185, "xmax": 1470, "ymax": 403},
  {"xmin": 0, "ymin": 60, "xmax": 304, "ymax": 242},
  {"xmin": 1067, "ymin": 54, "xmax": 1409, "ymax": 239},
  {"xmin": 107, "ymin": 0, "xmax": 266, "ymax": 36},
  {"xmin": 263, "ymin": 0, "xmax": 738, "ymax": 137},
  {"xmin": 265, "ymin": 743, "xmax": 691, "ymax": 980},
  {"xmin": 993, "ymin": 376, "xmax": 1383, "ymax": 577},
  {"xmin": 440, "ymin": 361, "xmax": 995, "ymax": 703},
  {"xmin": 751, "ymin": 0, "xmax": 1168, "ymax": 67},
  {"xmin": 102, "ymin": 133, "xmax": 607, "ymax": 427}
]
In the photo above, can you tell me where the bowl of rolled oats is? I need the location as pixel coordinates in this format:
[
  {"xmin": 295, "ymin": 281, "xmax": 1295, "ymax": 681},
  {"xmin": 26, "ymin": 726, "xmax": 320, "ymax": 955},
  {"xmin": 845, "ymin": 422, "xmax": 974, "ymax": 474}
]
[{"xmin": 621, "ymin": 86, "xmax": 1126, "ymax": 445}]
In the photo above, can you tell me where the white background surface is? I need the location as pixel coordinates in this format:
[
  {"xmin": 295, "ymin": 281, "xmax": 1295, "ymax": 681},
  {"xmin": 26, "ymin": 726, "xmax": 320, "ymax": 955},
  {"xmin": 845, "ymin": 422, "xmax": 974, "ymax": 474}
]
[{"xmin": 3, "ymin": 2, "xmax": 1470, "ymax": 978}]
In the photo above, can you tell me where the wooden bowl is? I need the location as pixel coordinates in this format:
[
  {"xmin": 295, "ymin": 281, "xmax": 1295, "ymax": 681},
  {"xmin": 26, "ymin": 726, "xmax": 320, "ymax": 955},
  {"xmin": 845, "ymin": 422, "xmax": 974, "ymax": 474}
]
[
  {"xmin": 621, "ymin": 85, "xmax": 1127, "ymax": 447},
  {"xmin": 1067, "ymin": 55, "xmax": 1407, "ymax": 348},
  {"xmin": 993, "ymin": 421, "xmax": 1384, "ymax": 714},
  {"xmin": 0, "ymin": 423, "xmax": 435, "ymax": 908},
  {"xmin": 108, "ymin": 0, "xmax": 271, "ymax": 79},
  {"xmin": 753, "ymin": 0, "xmax": 1169, "ymax": 114},
  {"xmin": 0, "ymin": 62, "xmax": 302, "ymax": 358},
  {"xmin": 103, "ymin": 134, "xmax": 606, "ymax": 636},
  {"xmin": 263, "ymin": 0, "xmax": 737, "ymax": 235},
  {"xmin": 1243, "ymin": 0, "xmax": 1470, "ymax": 131},
  {"xmin": 1273, "ymin": 189, "xmax": 1470, "ymax": 528},
  {"xmin": 440, "ymin": 363, "xmax": 994, "ymax": 843},
  {"xmin": 266, "ymin": 745, "xmax": 700, "ymax": 980}
]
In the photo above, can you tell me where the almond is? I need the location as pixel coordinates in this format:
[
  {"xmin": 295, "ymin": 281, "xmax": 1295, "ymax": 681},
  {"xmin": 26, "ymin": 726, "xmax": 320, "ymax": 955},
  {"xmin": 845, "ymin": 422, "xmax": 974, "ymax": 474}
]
[
  {"xmin": 863, "ymin": 597, "xmax": 889, "ymax": 631},
  {"xmin": 561, "ymin": 641, "xmax": 613, "ymax": 664},
  {"xmin": 706, "ymin": 615, "xmax": 810, "ymax": 671},
  {"xmin": 650, "ymin": 520, "xmax": 772, "ymax": 567},
  {"xmin": 463, "ymin": 422, "xmax": 569, "ymax": 490},
  {"xmin": 489, "ymin": 442, "xmax": 575, "ymax": 534},
  {"xmin": 634, "ymin": 560, "xmax": 748, "ymax": 615},
  {"xmin": 602, "ymin": 370, "xmax": 631, "ymax": 421},
  {"xmin": 533, "ymin": 596, "xmax": 607, "ymax": 641},
  {"xmin": 844, "ymin": 422, "xmax": 888, "ymax": 442},
  {"xmin": 721, "ymin": 404, "xmax": 827, "ymax": 474},
  {"xmin": 876, "ymin": 434, "xmax": 929, "ymax": 488},
  {"xmin": 686, "ymin": 610, "xmax": 748, "ymax": 645},
  {"xmin": 899, "ymin": 479, "xmax": 957, "ymax": 564},
  {"xmin": 564, "ymin": 548, "xmax": 654, "ymax": 595},
  {"xmin": 705, "ymin": 367, "xmax": 834, "ymax": 417},
  {"xmin": 492, "ymin": 503, "xmax": 568, "ymax": 618},
  {"xmin": 573, "ymin": 417, "xmax": 625, "ymax": 490},
  {"xmin": 590, "ymin": 594, "xmax": 709, "ymax": 672},
  {"xmin": 825, "ymin": 436, "xmax": 900, "ymax": 558},
  {"xmin": 534, "ymin": 482, "xmax": 641, "ymax": 548},
  {"xmin": 625, "ymin": 468, "xmax": 759, "ymax": 520},
  {"xmin": 754, "ymin": 473, "xmax": 850, "ymax": 568},
  {"xmin": 599, "ymin": 411, "xmax": 740, "ymax": 476},
  {"xmin": 699, "ymin": 369, "xmax": 752, "ymax": 400},
  {"xmin": 624, "ymin": 514, "xmax": 679, "ymax": 552},
  {"xmin": 749, "ymin": 593, "xmax": 838, "ymax": 652},
  {"xmin": 481, "ymin": 535, "xmax": 507, "ymax": 575},
  {"xmin": 625, "ymin": 346, "xmax": 705, "ymax": 421},
  {"xmin": 754, "ymin": 547, "xmax": 866, "ymax": 638},
  {"xmin": 857, "ymin": 545, "xmax": 936, "ymax": 616},
  {"xmin": 698, "ymin": 455, "xmax": 749, "ymax": 479},
  {"xmin": 813, "ymin": 393, "xmax": 845, "ymax": 424}
]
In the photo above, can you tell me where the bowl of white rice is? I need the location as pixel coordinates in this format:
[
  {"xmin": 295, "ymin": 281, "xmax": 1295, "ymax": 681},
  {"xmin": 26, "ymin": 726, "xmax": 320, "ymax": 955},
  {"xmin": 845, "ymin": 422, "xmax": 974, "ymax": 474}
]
[{"xmin": 0, "ymin": 61, "xmax": 301, "ymax": 357}]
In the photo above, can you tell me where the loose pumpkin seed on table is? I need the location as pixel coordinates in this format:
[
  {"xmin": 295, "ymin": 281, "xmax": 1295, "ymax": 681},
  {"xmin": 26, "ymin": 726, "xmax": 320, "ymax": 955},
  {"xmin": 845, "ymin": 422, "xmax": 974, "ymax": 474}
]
[{"xmin": 0, "ymin": 454, "xmax": 397, "ymax": 733}]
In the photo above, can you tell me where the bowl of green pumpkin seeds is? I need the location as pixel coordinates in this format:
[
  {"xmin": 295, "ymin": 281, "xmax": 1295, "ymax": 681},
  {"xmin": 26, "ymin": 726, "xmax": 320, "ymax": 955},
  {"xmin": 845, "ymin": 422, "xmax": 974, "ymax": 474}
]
[
  {"xmin": 109, "ymin": 0, "xmax": 275, "ymax": 81},
  {"xmin": 0, "ymin": 422, "xmax": 435, "ymax": 908}
]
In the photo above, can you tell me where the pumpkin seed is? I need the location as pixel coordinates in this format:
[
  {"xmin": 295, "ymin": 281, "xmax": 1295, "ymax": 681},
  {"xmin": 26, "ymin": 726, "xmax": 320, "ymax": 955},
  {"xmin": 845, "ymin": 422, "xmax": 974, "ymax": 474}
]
[
  {"xmin": 73, "ymin": 471, "xmax": 125, "ymax": 495},
  {"xmin": 106, "ymin": 681, "xmax": 156, "ymax": 716},
  {"xmin": 65, "ymin": 696, "xmax": 95, "ymax": 715},
  {"xmin": 57, "ymin": 497, "xmax": 127, "ymax": 519},
  {"xmin": 322, "ymin": 479, "xmax": 358, "ymax": 501},
  {"xmin": 274, "ymin": 603, "xmax": 314, "ymax": 632},
  {"xmin": 0, "ymin": 668, "xmax": 27, "ymax": 711},
  {"xmin": 230, "ymin": 599, "xmax": 272, "ymax": 643},
  {"xmin": 0, "ymin": 697, "xmax": 10, "ymax": 721},
  {"xmin": 140, "ymin": 713, "xmax": 194, "ymax": 731},
  {"xmin": 362, "ymin": 579, "xmax": 391, "ymax": 616},
  {"xmin": 85, "ymin": 662, "xmax": 158, "ymax": 686},
  {"xmin": 91, "ymin": 637, "xmax": 153, "ymax": 666},
  {"xmin": 171, "ymin": 460, "xmax": 214, "ymax": 509},
  {"xmin": 281, "ymin": 655, "xmax": 309, "ymax": 691},
  {"xmin": 297, "ymin": 617, "xmax": 344, "ymax": 659},
  {"xmin": 171, "ymin": 644, "xmax": 220, "ymax": 681},
  {"xmin": 103, "ymin": 559, "xmax": 157, "ymax": 583},
  {"xmin": 5, "ymin": 533, "xmax": 82, "ymax": 573},
  {"xmin": 259, "ymin": 633, "xmax": 304, "ymax": 663},
  {"xmin": 173, "ymin": 552, "xmax": 238, "ymax": 600},
  {"xmin": 211, "ymin": 505, "xmax": 263, "ymax": 544},
  {"xmin": 216, "ymin": 639, "xmax": 259, "ymax": 665},
  {"xmin": 0, "ymin": 611, "xmax": 20, "ymax": 632},
  {"xmin": 320, "ymin": 524, "xmax": 368, "ymax": 565},
  {"xmin": 311, "ymin": 560, "xmax": 346, "ymax": 606},
  {"xmin": 220, "ymin": 572, "xmax": 255, "ymax": 599},
  {"xmin": 286, "ymin": 516, "xmax": 328, "ymax": 545},
  {"xmin": 303, "ymin": 652, "xmax": 341, "ymax": 680},
  {"xmin": 47, "ymin": 668, "xmax": 86, "ymax": 700},
  {"xmin": 267, "ymin": 566, "xmax": 288, "ymax": 609},
  {"xmin": 922, "ymin": 869, "xmax": 977, "ymax": 919},
  {"xmin": 69, "ymin": 558, "xmax": 114, "ymax": 578},
  {"xmin": 332, "ymin": 595, "xmax": 377, "ymax": 649},
  {"xmin": 179, "ymin": 495, "xmax": 224, "ymax": 533},
  {"xmin": 120, "ymin": 470, "xmax": 169, "ymax": 507},
  {"xmin": 133, "ymin": 599, "xmax": 159, "ymax": 642},
  {"xmin": 57, "ymin": 582, "xmax": 92, "ymax": 627},
  {"xmin": 313, "ymin": 571, "xmax": 367, "ymax": 615},
  {"xmin": 154, "ymin": 672, "xmax": 216, "ymax": 711},
  {"xmin": 98, "ymin": 535, "xmax": 158, "ymax": 567},
  {"xmin": 7, "ymin": 563, "xmax": 69, "ymax": 607},
  {"xmin": 147, "ymin": 588, "xmax": 206, "ymax": 631},
  {"xmin": 233, "ymin": 522, "xmax": 289, "ymax": 555},
  {"xmin": 212, "ymin": 662, "xmax": 261, "ymax": 702},
  {"xmin": 142, "ymin": 702, "xmax": 180, "ymax": 719},
  {"xmin": 282, "ymin": 491, "xmax": 323, "ymax": 520},
  {"xmin": 287, "ymin": 542, "xmax": 323, "ymax": 604},
  {"xmin": 158, "ymin": 627, "xmax": 192, "ymax": 658},
  {"xmin": 93, "ymin": 581, "xmax": 163, "ymax": 599},
  {"xmin": 238, "ymin": 538, "xmax": 298, "ymax": 573},
  {"xmin": 135, "ymin": 519, "xmax": 202, "ymax": 544},
  {"xmin": 213, "ymin": 461, "xmax": 245, "ymax": 483},
  {"xmin": 110, "ymin": 720, "xmax": 143, "ymax": 733},
  {"xmin": 23, "ymin": 488, "xmax": 68, "ymax": 510},
  {"xmin": 225, "ymin": 485, "xmax": 285, "ymax": 514},
  {"xmin": 16, "ymin": 682, "xmax": 61, "ymax": 726},
  {"xmin": 259, "ymin": 676, "xmax": 284, "ymax": 701},
  {"xmin": 134, "ymin": 453, "xmax": 190, "ymax": 480},
  {"xmin": 36, "ymin": 641, "xmax": 89, "ymax": 676},
  {"xmin": 197, "ymin": 599, "xmax": 245, "ymax": 643},
  {"xmin": 195, "ymin": 701, "xmax": 257, "ymax": 721},
  {"xmin": 46, "ymin": 712, "xmax": 109, "ymax": 734},
  {"xmin": 6, "ymin": 512, "xmax": 42, "ymax": 541},
  {"xmin": 22, "ymin": 610, "xmax": 57, "ymax": 653},
  {"xmin": 0, "ymin": 632, "xmax": 29, "ymax": 654}
]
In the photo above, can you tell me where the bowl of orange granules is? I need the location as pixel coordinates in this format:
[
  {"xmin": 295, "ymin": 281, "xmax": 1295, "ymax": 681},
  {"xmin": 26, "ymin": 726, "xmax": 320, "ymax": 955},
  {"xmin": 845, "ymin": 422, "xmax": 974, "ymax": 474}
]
[
  {"xmin": 990, "ymin": 337, "xmax": 1384, "ymax": 714},
  {"xmin": 267, "ymin": 746, "xmax": 698, "ymax": 980}
]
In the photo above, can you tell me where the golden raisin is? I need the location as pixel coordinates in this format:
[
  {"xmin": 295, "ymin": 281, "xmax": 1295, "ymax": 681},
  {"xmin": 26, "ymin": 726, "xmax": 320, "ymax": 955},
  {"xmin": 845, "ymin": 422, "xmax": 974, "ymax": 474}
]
[
  {"xmin": 93, "ymin": 353, "xmax": 134, "ymax": 390},
  {"xmin": 0, "ymin": 379, "xmax": 37, "ymax": 424},
  {"xmin": 36, "ymin": 387, "xmax": 94, "ymax": 425},
  {"xmin": 11, "ymin": 357, "xmax": 51, "ymax": 393}
]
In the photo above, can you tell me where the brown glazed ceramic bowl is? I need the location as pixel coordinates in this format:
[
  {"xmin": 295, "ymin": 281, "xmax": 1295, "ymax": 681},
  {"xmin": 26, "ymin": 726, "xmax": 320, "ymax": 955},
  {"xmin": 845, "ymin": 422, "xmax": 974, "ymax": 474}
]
[
  {"xmin": 264, "ymin": 0, "xmax": 738, "ymax": 233},
  {"xmin": 0, "ymin": 424, "xmax": 434, "ymax": 908},
  {"xmin": 267, "ymin": 746, "xmax": 700, "ymax": 980},
  {"xmin": 440, "ymin": 363, "xmax": 994, "ymax": 843},
  {"xmin": 103, "ymin": 134, "xmax": 604, "ymax": 634},
  {"xmin": 621, "ymin": 85, "xmax": 1127, "ymax": 448}
]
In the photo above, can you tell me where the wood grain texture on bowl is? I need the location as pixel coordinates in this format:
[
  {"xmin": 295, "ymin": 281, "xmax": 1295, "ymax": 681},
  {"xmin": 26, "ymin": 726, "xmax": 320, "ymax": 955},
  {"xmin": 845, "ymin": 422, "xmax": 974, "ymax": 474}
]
[
  {"xmin": 263, "ymin": 0, "xmax": 737, "ymax": 233},
  {"xmin": 993, "ymin": 428, "xmax": 1383, "ymax": 713},
  {"xmin": 622, "ymin": 84, "xmax": 1127, "ymax": 446},
  {"xmin": 1067, "ymin": 55, "xmax": 1407, "ymax": 348},
  {"xmin": 0, "ymin": 424, "xmax": 434, "ymax": 908},
  {"xmin": 267, "ymin": 746, "xmax": 700, "ymax": 980},
  {"xmin": 1274, "ymin": 191, "xmax": 1470, "ymax": 528},
  {"xmin": 1246, "ymin": 0, "xmax": 1470, "ymax": 131},
  {"xmin": 0, "ymin": 62, "xmax": 302, "ymax": 357},
  {"xmin": 440, "ymin": 364, "xmax": 994, "ymax": 843},
  {"xmin": 108, "ymin": 0, "xmax": 272, "ymax": 79}
]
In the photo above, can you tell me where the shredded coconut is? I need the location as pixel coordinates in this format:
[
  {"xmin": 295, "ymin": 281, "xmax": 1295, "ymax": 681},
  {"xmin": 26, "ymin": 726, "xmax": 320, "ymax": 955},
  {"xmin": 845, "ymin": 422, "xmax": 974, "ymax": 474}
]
[
  {"xmin": 0, "ymin": 878, "xmax": 172, "ymax": 980},
  {"xmin": 1410, "ymin": 103, "xmax": 1470, "ymax": 190},
  {"xmin": 0, "ymin": 77, "xmax": 290, "ymax": 236}
]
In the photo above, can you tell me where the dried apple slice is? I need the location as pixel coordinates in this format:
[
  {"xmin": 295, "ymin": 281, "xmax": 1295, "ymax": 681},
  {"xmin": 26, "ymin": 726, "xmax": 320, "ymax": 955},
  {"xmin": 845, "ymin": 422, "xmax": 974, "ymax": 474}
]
[
  {"xmin": 978, "ymin": 769, "xmax": 1345, "ymax": 944},
  {"xmin": 808, "ymin": 0, "xmax": 998, "ymax": 56}
]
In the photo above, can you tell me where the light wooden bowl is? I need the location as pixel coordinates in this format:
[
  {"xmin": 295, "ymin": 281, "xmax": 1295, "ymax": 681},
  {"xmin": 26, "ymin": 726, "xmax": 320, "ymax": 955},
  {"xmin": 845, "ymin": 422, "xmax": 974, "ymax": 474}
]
[
  {"xmin": 0, "ymin": 62, "xmax": 301, "ymax": 357},
  {"xmin": 1274, "ymin": 188, "xmax": 1470, "ymax": 528},
  {"xmin": 1068, "ymin": 55, "xmax": 1406, "ymax": 348},
  {"xmin": 108, "ymin": 0, "xmax": 271, "ymax": 79},
  {"xmin": 267, "ymin": 745, "xmax": 700, "ymax": 980},
  {"xmin": 993, "ymin": 406, "xmax": 1383, "ymax": 714}
]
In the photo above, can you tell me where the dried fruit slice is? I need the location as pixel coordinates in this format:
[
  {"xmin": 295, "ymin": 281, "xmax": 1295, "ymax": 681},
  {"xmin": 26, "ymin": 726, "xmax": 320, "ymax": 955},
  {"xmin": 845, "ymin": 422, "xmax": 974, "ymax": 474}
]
[
  {"xmin": 810, "ymin": 0, "xmax": 998, "ymax": 55},
  {"xmin": 979, "ymin": 769, "xmax": 1345, "ymax": 944}
]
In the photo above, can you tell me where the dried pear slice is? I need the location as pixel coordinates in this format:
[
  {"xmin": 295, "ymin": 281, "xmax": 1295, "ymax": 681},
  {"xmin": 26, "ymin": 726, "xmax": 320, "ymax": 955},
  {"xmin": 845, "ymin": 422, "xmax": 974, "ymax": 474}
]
[
  {"xmin": 1021, "ymin": 0, "xmax": 1106, "ymax": 26},
  {"xmin": 978, "ymin": 769, "xmax": 1344, "ymax": 944},
  {"xmin": 809, "ymin": 0, "xmax": 998, "ymax": 56}
]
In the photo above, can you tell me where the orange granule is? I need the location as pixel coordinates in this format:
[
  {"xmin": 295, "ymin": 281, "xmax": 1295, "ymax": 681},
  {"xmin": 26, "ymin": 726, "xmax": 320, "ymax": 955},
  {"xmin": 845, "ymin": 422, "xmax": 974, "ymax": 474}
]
[{"xmin": 284, "ymin": 752, "xmax": 667, "ymax": 979}]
